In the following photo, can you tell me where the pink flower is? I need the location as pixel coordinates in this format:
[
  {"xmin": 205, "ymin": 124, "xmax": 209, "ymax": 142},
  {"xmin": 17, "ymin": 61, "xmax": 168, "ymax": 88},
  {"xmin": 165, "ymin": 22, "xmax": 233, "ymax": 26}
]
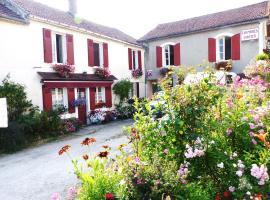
[
  {"xmin": 258, "ymin": 129, "xmax": 265, "ymax": 135},
  {"xmin": 249, "ymin": 123, "xmax": 255, "ymax": 130},
  {"xmin": 136, "ymin": 178, "xmax": 142, "ymax": 184},
  {"xmin": 67, "ymin": 186, "xmax": 77, "ymax": 199},
  {"xmin": 236, "ymin": 170, "xmax": 243, "ymax": 177},
  {"xmin": 226, "ymin": 99, "xmax": 234, "ymax": 108},
  {"xmin": 134, "ymin": 157, "xmax": 140, "ymax": 164},
  {"xmin": 252, "ymin": 138, "xmax": 258, "ymax": 145},
  {"xmin": 50, "ymin": 193, "xmax": 61, "ymax": 200},
  {"xmin": 251, "ymin": 164, "xmax": 269, "ymax": 185},
  {"xmin": 226, "ymin": 128, "xmax": 233, "ymax": 136},
  {"xmin": 163, "ymin": 149, "xmax": 169, "ymax": 154}
]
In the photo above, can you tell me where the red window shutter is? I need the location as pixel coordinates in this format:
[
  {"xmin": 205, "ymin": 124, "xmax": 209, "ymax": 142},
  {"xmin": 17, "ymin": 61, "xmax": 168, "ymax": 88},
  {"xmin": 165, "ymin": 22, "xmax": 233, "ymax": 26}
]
[
  {"xmin": 128, "ymin": 48, "xmax": 132, "ymax": 70},
  {"xmin": 156, "ymin": 46, "xmax": 162, "ymax": 68},
  {"xmin": 103, "ymin": 43, "xmax": 109, "ymax": 68},
  {"xmin": 42, "ymin": 86, "xmax": 52, "ymax": 111},
  {"xmin": 208, "ymin": 38, "xmax": 216, "ymax": 62},
  {"xmin": 43, "ymin": 28, "xmax": 52, "ymax": 63},
  {"xmin": 105, "ymin": 86, "xmax": 112, "ymax": 107},
  {"xmin": 231, "ymin": 34, "xmax": 241, "ymax": 60},
  {"xmin": 174, "ymin": 43, "xmax": 181, "ymax": 66},
  {"xmin": 87, "ymin": 39, "xmax": 94, "ymax": 67},
  {"xmin": 90, "ymin": 87, "xmax": 96, "ymax": 110},
  {"xmin": 267, "ymin": 24, "xmax": 270, "ymax": 37},
  {"xmin": 138, "ymin": 50, "xmax": 142, "ymax": 70},
  {"xmin": 68, "ymin": 88, "xmax": 75, "ymax": 113},
  {"xmin": 66, "ymin": 34, "xmax": 75, "ymax": 65}
]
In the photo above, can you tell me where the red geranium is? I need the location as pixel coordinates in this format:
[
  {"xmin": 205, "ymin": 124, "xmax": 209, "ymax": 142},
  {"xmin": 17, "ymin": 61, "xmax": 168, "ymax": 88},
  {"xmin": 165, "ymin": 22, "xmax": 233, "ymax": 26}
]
[
  {"xmin": 105, "ymin": 192, "xmax": 114, "ymax": 200},
  {"xmin": 215, "ymin": 194, "xmax": 221, "ymax": 200},
  {"xmin": 223, "ymin": 191, "xmax": 230, "ymax": 198}
]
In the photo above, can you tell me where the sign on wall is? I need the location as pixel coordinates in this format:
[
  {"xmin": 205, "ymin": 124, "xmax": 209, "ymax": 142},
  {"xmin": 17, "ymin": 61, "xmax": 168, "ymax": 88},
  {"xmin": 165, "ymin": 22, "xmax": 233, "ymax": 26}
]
[
  {"xmin": 0, "ymin": 98, "xmax": 8, "ymax": 128},
  {"xmin": 241, "ymin": 28, "xmax": 259, "ymax": 41}
]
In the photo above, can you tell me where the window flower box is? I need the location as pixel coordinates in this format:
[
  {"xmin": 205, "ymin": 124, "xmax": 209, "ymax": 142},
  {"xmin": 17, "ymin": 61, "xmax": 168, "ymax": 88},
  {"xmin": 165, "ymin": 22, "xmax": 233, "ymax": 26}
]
[
  {"xmin": 132, "ymin": 69, "xmax": 143, "ymax": 79},
  {"xmin": 52, "ymin": 64, "xmax": 75, "ymax": 78},
  {"xmin": 94, "ymin": 67, "xmax": 111, "ymax": 78},
  {"xmin": 215, "ymin": 60, "xmax": 232, "ymax": 71}
]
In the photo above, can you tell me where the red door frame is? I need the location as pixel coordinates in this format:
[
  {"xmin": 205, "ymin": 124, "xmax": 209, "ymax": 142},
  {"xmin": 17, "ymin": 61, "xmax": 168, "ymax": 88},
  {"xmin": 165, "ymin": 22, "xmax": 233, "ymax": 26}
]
[{"xmin": 77, "ymin": 88, "xmax": 87, "ymax": 124}]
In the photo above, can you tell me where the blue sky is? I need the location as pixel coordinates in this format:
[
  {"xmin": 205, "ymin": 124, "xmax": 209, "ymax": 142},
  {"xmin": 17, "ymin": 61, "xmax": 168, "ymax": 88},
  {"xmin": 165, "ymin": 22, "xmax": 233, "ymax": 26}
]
[{"xmin": 35, "ymin": 0, "xmax": 265, "ymax": 39}]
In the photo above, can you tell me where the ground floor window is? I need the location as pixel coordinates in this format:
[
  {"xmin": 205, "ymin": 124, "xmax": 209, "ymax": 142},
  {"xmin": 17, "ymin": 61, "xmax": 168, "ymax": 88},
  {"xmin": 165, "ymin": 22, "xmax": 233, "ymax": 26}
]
[
  {"xmin": 52, "ymin": 88, "xmax": 64, "ymax": 109},
  {"xmin": 95, "ymin": 87, "xmax": 105, "ymax": 103}
]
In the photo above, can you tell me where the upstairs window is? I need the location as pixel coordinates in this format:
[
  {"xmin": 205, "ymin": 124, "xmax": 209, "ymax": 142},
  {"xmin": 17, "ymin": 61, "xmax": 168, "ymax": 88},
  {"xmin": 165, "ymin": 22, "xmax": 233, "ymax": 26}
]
[
  {"xmin": 132, "ymin": 50, "xmax": 139, "ymax": 70},
  {"xmin": 52, "ymin": 33, "xmax": 67, "ymax": 63},
  {"xmin": 95, "ymin": 87, "xmax": 105, "ymax": 103},
  {"xmin": 93, "ymin": 42, "xmax": 104, "ymax": 67},
  {"xmin": 217, "ymin": 36, "xmax": 231, "ymax": 61},
  {"xmin": 163, "ymin": 44, "xmax": 174, "ymax": 66}
]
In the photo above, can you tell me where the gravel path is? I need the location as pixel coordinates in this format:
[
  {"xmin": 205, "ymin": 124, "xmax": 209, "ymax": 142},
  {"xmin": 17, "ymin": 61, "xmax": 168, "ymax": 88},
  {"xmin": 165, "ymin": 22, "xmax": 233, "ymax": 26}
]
[{"xmin": 0, "ymin": 120, "xmax": 132, "ymax": 200}]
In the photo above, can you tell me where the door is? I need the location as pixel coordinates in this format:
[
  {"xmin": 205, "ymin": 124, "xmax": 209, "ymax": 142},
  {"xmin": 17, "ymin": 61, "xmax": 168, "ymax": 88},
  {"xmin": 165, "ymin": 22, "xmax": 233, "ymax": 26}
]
[{"xmin": 77, "ymin": 88, "xmax": 87, "ymax": 124}]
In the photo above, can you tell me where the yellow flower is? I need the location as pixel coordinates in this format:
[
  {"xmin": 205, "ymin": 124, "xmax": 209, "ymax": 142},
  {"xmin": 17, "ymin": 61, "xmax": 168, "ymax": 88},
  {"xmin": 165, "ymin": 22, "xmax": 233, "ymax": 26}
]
[
  {"xmin": 236, "ymin": 92, "xmax": 243, "ymax": 99},
  {"xmin": 126, "ymin": 156, "xmax": 132, "ymax": 162}
]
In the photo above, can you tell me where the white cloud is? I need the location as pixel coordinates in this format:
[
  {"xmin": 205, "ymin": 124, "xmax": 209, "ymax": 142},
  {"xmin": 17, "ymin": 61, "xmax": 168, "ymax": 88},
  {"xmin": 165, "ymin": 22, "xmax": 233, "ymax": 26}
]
[{"xmin": 35, "ymin": 0, "xmax": 265, "ymax": 39}]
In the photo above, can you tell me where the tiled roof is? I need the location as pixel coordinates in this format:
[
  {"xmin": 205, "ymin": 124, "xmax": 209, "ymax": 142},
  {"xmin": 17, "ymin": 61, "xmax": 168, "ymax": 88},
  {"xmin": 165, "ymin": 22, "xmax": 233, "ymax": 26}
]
[
  {"xmin": 139, "ymin": 1, "xmax": 269, "ymax": 42},
  {"xmin": 38, "ymin": 72, "xmax": 117, "ymax": 82},
  {"xmin": 0, "ymin": 2, "xmax": 27, "ymax": 23},
  {"xmin": 8, "ymin": 0, "xmax": 139, "ymax": 45}
]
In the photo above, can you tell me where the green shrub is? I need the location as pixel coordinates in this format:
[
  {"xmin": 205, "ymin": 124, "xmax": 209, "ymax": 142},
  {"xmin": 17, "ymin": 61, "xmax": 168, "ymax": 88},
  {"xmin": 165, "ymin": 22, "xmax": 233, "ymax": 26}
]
[
  {"xmin": 113, "ymin": 79, "xmax": 133, "ymax": 103},
  {"xmin": 0, "ymin": 122, "xmax": 26, "ymax": 152}
]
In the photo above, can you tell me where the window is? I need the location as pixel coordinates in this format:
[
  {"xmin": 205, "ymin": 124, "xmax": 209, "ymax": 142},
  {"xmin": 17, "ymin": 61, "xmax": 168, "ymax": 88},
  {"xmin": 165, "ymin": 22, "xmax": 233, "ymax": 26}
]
[
  {"xmin": 52, "ymin": 88, "xmax": 64, "ymax": 109},
  {"xmin": 93, "ymin": 42, "xmax": 104, "ymax": 67},
  {"xmin": 132, "ymin": 50, "xmax": 139, "ymax": 69},
  {"xmin": 95, "ymin": 87, "xmax": 105, "ymax": 103},
  {"xmin": 52, "ymin": 33, "xmax": 67, "ymax": 63},
  {"xmin": 217, "ymin": 36, "xmax": 232, "ymax": 61},
  {"xmin": 163, "ymin": 45, "xmax": 174, "ymax": 66}
]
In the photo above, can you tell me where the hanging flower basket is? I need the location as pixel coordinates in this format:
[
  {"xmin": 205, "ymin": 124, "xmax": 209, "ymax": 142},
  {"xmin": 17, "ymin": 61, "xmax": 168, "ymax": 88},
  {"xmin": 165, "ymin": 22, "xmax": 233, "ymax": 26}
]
[
  {"xmin": 70, "ymin": 98, "xmax": 86, "ymax": 107},
  {"xmin": 52, "ymin": 64, "xmax": 75, "ymax": 78},
  {"xmin": 146, "ymin": 70, "xmax": 153, "ymax": 78},
  {"xmin": 132, "ymin": 69, "xmax": 143, "ymax": 79},
  {"xmin": 94, "ymin": 67, "xmax": 111, "ymax": 78}
]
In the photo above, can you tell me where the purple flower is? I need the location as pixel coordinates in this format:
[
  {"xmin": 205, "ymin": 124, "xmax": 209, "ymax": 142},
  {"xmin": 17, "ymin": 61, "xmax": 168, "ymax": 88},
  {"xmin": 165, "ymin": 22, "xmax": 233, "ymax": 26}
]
[
  {"xmin": 249, "ymin": 123, "xmax": 255, "ymax": 130},
  {"xmin": 226, "ymin": 98, "xmax": 234, "ymax": 108},
  {"xmin": 134, "ymin": 157, "xmax": 140, "ymax": 164},
  {"xmin": 136, "ymin": 178, "xmax": 142, "ymax": 184},
  {"xmin": 252, "ymin": 138, "xmax": 257, "ymax": 145},
  {"xmin": 50, "ymin": 193, "xmax": 61, "ymax": 200}
]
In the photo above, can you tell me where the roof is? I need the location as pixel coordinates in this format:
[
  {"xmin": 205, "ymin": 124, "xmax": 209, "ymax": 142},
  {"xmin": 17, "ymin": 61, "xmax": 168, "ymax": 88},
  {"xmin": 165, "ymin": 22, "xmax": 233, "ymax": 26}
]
[
  {"xmin": 139, "ymin": 1, "xmax": 269, "ymax": 42},
  {"xmin": 0, "ymin": 0, "xmax": 28, "ymax": 23},
  {"xmin": 1, "ymin": 0, "xmax": 139, "ymax": 46},
  {"xmin": 38, "ymin": 72, "xmax": 117, "ymax": 82}
]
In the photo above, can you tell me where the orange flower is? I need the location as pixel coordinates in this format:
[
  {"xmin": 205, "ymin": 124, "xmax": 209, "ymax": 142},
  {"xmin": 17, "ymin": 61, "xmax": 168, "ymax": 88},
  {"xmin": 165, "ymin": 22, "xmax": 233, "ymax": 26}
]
[
  {"xmin": 254, "ymin": 194, "xmax": 263, "ymax": 200},
  {"xmin": 58, "ymin": 145, "xmax": 71, "ymax": 155},
  {"xmin": 82, "ymin": 154, "xmax": 89, "ymax": 160},
  {"xmin": 255, "ymin": 133, "xmax": 267, "ymax": 143},
  {"xmin": 81, "ymin": 138, "xmax": 96, "ymax": 146},
  {"xmin": 97, "ymin": 151, "xmax": 109, "ymax": 158},
  {"xmin": 236, "ymin": 92, "xmax": 243, "ymax": 99}
]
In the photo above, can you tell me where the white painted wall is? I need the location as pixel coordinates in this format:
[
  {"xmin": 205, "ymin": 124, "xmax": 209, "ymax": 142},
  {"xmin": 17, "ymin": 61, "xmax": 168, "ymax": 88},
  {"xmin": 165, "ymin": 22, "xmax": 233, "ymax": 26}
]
[{"xmin": 0, "ymin": 18, "xmax": 145, "ymax": 109}]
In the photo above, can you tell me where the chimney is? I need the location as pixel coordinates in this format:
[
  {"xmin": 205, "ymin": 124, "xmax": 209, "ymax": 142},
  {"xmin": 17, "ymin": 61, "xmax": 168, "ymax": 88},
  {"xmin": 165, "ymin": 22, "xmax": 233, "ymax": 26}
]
[{"xmin": 68, "ymin": 0, "xmax": 77, "ymax": 16}]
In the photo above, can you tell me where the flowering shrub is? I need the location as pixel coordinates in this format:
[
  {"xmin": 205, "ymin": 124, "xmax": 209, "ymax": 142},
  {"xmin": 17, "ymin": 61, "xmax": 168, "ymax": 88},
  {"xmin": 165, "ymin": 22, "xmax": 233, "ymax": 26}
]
[
  {"xmin": 64, "ymin": 118, "xmax": 82, "ymax": 133},
  {"xmin": 132, "ymin": 69, "xmax": 143, "ymax": 79},
  {"xmin": 88, "ymin": 109, "xmax": 117, "ymax": 124},
  {"xmin": 52, "ymin": 64, "xmax": 75, "ymax": 78},
  {"xmin": 244, "ymin": 60, "xmax": 270, "ymax": 82},
  {"xmin": 160, "ymin": 67, "xmax": 170, "ymax": 76},
  {"xmin": 215, "ymin": 60, "xmax": 232, "ymax": 71},
  {"xmin": 94, "ymin": 67, "xmax": 111, "ymax": 78}
]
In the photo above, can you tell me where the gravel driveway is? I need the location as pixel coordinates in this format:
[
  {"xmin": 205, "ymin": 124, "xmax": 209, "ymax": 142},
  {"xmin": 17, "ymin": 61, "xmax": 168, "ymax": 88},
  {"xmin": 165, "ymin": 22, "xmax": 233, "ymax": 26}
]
[{"xmin": 0, "ymin": 120, "xmax": 132, "ymax": 200}]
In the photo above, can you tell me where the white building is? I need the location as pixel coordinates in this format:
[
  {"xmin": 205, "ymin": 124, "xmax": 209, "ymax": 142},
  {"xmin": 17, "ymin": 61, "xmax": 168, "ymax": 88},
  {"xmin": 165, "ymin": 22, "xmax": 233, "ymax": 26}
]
[{"xmin": 0, "ymin": 0, "xmax": 145, "ymax": 123}]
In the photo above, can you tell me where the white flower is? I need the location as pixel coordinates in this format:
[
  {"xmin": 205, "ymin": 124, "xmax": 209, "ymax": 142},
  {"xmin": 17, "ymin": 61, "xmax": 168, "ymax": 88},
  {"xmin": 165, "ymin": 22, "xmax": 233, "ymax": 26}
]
[
  {"xmin": 119, "ymin": 179, "xmax": 125, "ymax": 185},
  {"xmin": 228, "ymin": 186, "xmax": 235, "ymax": 192},
  {"xmin": 236, "ymin": 170, "xmax": 243, "ymax": 177},
  {"xmin": 217, "ymin": 162, "xmax": 224, "ymax": 169},
  {"xmin": 246, "ymin": 191, "xmax": 251, "ymax": 196}
]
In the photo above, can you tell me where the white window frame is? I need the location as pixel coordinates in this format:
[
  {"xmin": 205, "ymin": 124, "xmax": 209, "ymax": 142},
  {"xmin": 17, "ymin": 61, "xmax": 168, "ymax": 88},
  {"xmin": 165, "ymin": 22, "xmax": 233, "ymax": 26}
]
[
  {"xmin": 52, "ymin": 88, "xmax": 68, "ymax": 109},
  {"xmin": 161, "ymin": 42, "xmax": 176, "ymax": 67},
  {"xmin": 52, "ymin": 32, "xmax": 67, "ymax": 64},
  {"xmin": 215, "ymin": 33, "xmax": 233, "ymax": 61},
  {"xmin": 132, "ymin": 50, "xmax": 139, "ymax": 70},
  {"xmin": 95, "ymin": 87, "xmax": 106, "ymax": 103}
]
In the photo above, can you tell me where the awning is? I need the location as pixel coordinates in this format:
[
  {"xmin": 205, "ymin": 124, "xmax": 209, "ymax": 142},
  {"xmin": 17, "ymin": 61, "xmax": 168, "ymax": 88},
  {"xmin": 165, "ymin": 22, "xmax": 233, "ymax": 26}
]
[{"xmin": 38, "ymin": 72, "xmax": 117, "ymax": 82}]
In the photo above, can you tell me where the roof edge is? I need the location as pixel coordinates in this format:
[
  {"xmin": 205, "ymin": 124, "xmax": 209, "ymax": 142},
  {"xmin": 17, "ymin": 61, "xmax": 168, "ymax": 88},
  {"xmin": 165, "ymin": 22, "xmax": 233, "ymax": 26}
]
[{"xmin": 138, "ymin": 17, "xmax": 268, "ymax": 43}]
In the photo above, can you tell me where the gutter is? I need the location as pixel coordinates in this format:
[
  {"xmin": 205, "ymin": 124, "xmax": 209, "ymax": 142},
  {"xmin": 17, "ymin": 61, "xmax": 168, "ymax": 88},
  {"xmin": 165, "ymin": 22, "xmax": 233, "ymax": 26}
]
[
  {"xmin": 138, "ymin": 17, "xmax": 269, "ymax": 43},
  {"xmin": 29, "ymin": 15, "xmax": 143, "ymax": 49}
]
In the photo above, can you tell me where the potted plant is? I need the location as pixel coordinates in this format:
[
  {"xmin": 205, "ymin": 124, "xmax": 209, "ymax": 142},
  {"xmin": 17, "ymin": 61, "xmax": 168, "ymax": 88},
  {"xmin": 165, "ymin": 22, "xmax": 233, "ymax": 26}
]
[
  {"xmin": 52, "ymin": 64, "xmax": 75, "ymax": 78},
  {"xmin": 215, "ymin": 60, "xmax": 232, "ymax": 71},
  {"xmin": 94, "ymin": 68, "xmax": 111, "ymax": 78},
  {"xmin": 132, "ymin": 69, "xmax": 143, "ymax": 79}
]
